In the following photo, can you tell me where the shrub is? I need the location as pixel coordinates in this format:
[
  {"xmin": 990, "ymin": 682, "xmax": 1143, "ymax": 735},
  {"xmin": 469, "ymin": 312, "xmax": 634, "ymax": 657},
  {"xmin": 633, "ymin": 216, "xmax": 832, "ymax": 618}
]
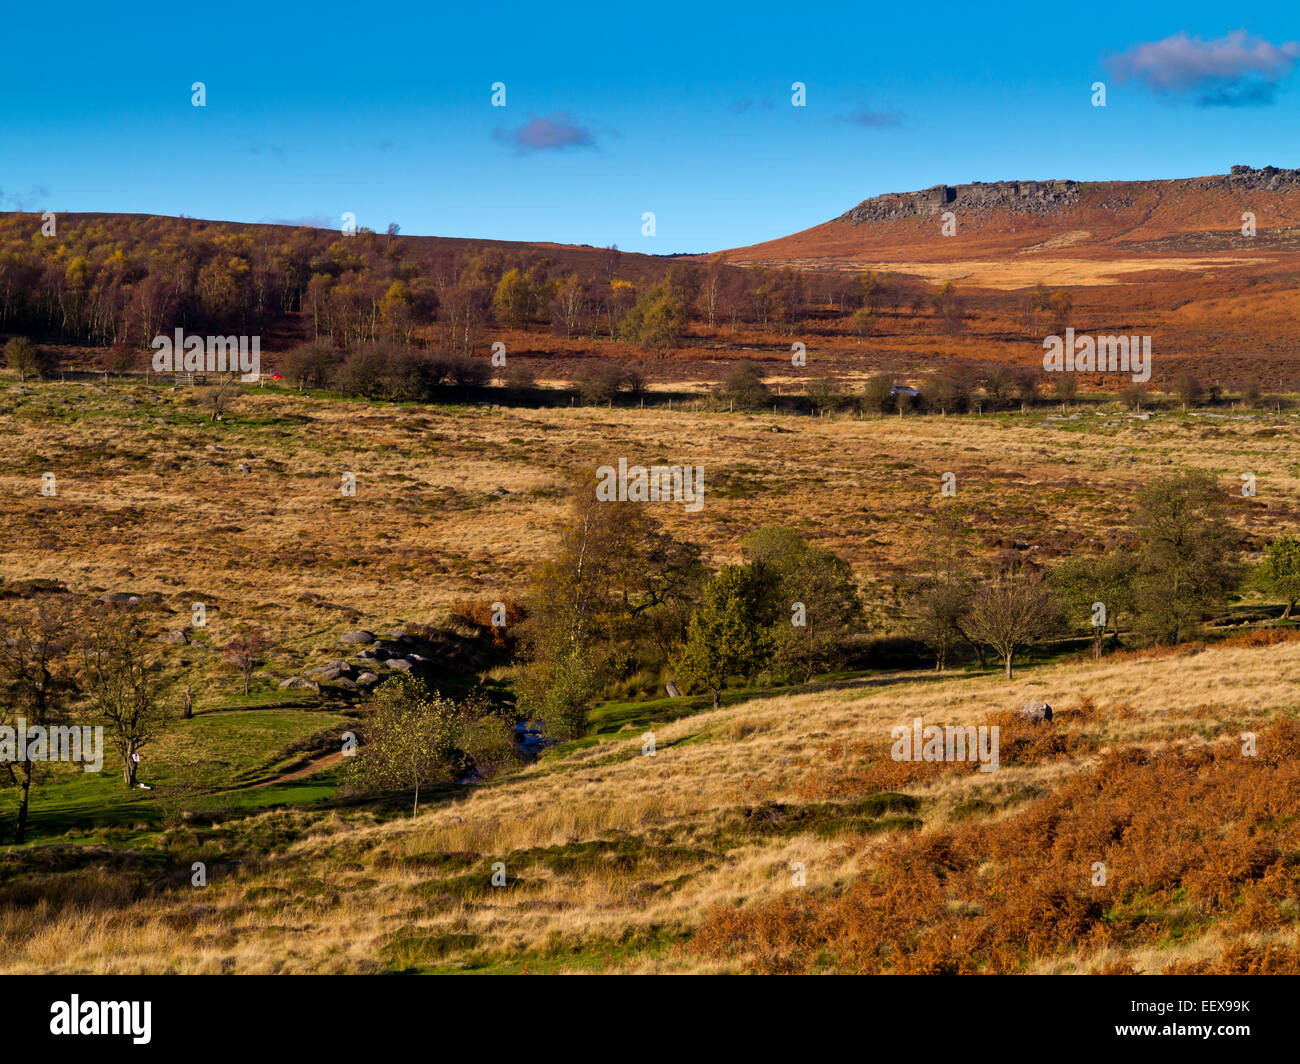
[
  {"xmin": 719, "ymin": 361, "xmax": 771, "ymax": 411},
  {"xmin": 861, "ymin": 373, "xmax": 894, "ymax": 414},
  {"xmin": 574, "ymin": 361, "xmax": 624, "ymax": 404}
]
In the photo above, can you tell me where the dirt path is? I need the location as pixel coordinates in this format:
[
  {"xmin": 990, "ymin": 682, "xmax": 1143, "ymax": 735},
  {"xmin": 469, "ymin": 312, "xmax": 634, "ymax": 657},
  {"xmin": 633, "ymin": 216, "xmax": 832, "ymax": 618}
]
[{"xmin": 251, "ymin": 749, "xmax": 345, "ymax": 788}]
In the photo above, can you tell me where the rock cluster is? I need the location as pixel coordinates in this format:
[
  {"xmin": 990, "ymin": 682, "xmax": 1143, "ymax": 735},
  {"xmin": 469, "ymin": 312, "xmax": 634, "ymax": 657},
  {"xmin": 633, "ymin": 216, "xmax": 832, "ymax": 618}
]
[
  {"xmin": 839, "ymin": 166, "xmax": 1300, "ymax": 227},
  {"xmin": 279, "ymin": 629, "xmax": 438, "ymax": 692},
  {"xmin": 840, "ymin": 179, "xmax": 1080, "ymax": 224}
]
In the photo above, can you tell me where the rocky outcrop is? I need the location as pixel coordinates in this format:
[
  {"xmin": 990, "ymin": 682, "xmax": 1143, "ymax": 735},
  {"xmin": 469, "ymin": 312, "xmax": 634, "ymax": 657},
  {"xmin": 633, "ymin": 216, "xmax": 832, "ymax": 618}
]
[
  {"xmin": 838, "ymin": 166, "xmax": 1300, "ymax": 227},
  {"xmin": 840, "ymin": 179, "xmax": 1081, "ymax": 224}
]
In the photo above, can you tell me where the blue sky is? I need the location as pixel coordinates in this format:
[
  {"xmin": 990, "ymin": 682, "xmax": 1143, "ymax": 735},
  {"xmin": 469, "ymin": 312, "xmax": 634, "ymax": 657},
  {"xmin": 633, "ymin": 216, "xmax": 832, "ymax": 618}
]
[{"xmin": 2, "ymin": 2, "xmax": 1298, "ymax": 251}]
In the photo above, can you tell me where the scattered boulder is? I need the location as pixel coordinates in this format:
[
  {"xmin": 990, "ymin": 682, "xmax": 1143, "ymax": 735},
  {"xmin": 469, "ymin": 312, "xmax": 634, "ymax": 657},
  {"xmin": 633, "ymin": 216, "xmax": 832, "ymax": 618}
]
[
  {"xmin": 1018, "ymin": 700, "xmax": 1053, "ymax": 723},
  {"xmin": 356, "ymin": 672, "xmax": 379, "ymax": 687},
  {"xmin": 279, "ymin": 676, "xmax": 317, "ymax": 691},
  {"xmin": 157, "ymin": 630, "xmax": 189, "ymax": 645},
  {"xmin": 385, "ymin": 658, "xmax": 413, "ymax": 673},
  {"xmin": 100, "ymin": 592, "xmax": 141, "ymax": 605},
  {"xmin": 340, "ymin": 630, "xmax": 376, "ymax": 644}
]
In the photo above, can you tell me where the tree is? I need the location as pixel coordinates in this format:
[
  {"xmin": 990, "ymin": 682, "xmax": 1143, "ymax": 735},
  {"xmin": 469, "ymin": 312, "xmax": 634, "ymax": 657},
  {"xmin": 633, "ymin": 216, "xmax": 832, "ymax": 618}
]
[
  {"xmin": 911, "ymin": 581, "xmax": 974, "ymax": 670},
  {"xmin": 79, "ymin": 604, "xmax": 172, "ymax": 787},
  {"xmin": 740, "ymin": 527, "xmax": 862, "ymax": 681},
  {"xmin": 982, "ymin": 366, "xmax": 1015, "ymax": 408},
  {"xmin": 807, "ymin": 373, "xmax": 845, "ymax": 414},
  {"xmin": 1130, "ymin": 471, "xmax": 1241, "ymax": 645},
  {"xmin": 618, "ymin": 282, "xmax": 689, "ymax": 355},
  {"xmin": 862, "ymin": 374, "xmax": 894, "ymax": 414},
  {"xmin": 4, "ymin": 336, "xmax": 53, "ymax": 381},
  {"xmin": 552, "ymin": 273, "xmax": 587, "ymax": 338},
  {"xmin": 1053, "ymin": 374, "xmax": 1078, "ymax": 408},
  {"xmin": 1119, "ymin": 383, "xmax": 1146, "ymax": 411},
  {"xmin": 719, "ymin": 361, "xmax": 770, "ymax": 411},
  {"xmin": 573, "ymin": 361, "xmax": 624, "ymax": 405},
  {"xmin": 673, "ymin": 566, "xmax": 772, "ymax": 708},
  {"xmin": 281, "ymin": 341, "xmax": 334, "ymax": 389},
  {"xmin": 965, "ymin": 567, "xmax": 1060, "ymax": 678},
  {"xmin": 517, "ymin": 479, "xmax": 705, "ymax": 735},
  {"xmin": 198, "ymin": 379, "xmax": 241, "ymax": 421},
  {"xmin": 344, "ymin": 675, "xmax": 464, "ymax": 816},
  {"xmin": 223, "ymin": 629, "xmax": 273, "ymax": 695},
  {"xmin": 906, "ymin": 506, "xmax": 984, "ymax": 668},
  {"xmin": 932, "ymin": 282, "xmax": 965, "ymax": 335},
  {"xmin": 492, "ymin": 268, "xmax": 536, "ymax": 329},
  {"xmin": 1046, "ymin": 290, "xmax": 1073, "ymax": 333},
  {"xmin": 0, "ymin": 599, "xmax": 77, "ymax": 843},
  {"xmin": 1173, "ymin": 374, "xmax": 1203, "ymax": 411},
  {"xmin": 1050, "ymin": 551, "xmax": 1137, "ymax": 657},
  {"xmin": 1014, "ymin": 369, "xmax": 1041, "ymax": 411},
  {"xmin": 1261, "ymin": 534, "xmax": 1300, "ymax": 619},
  {"xmin": 924, "ymin": 372, "xmax": 971, "ymax": 415}
]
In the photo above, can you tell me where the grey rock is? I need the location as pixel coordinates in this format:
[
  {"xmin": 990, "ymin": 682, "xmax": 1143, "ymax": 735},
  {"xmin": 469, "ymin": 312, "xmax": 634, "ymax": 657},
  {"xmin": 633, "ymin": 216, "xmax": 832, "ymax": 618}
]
[
  {"xmin": 357, "ymin": 672, "xmax": 380, "ymax": 687},
  {"xmin": 158, "ymin": 630, "xmax": 189, "ymax": 645},
  {"xmin": 340, "ymin": 630, "xmax": 376, "ymax": 644},
  {"xmin": 279, "ymin": 676, "xmax": 317, "ymax": 691},
  {"xmin": 385, "ymin": 658, "xmax": 413, "ymax": 672},
  {"xmin": 1018, "ymin": 700, "xmax": 1053, "ymax": 723},
  {"xmin": 100, "ymin": 592, "xmax": 141, "ymax": 605}
]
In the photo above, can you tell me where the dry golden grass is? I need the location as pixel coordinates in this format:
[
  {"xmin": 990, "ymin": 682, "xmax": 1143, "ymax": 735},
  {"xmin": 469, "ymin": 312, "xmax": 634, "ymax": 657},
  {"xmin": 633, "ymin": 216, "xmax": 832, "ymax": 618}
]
[
  {"xmin": 3, "ymin": 381, "xmax": 1298, "ymax": 973},
  {"xmin": 3, "ymin": 381, "xmax": 1297, "ymax": 684},
  {"xmin": 3, "ymin": 633, "xmax": 1298, "ymax": 973}
]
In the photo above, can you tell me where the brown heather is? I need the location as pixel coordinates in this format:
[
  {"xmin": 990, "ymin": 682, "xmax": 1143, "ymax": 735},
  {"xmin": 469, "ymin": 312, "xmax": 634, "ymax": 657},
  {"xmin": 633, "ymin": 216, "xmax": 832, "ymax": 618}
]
[{"xmin": 692, "ymin": 719, "xmax": 1300, "ymax": 973}]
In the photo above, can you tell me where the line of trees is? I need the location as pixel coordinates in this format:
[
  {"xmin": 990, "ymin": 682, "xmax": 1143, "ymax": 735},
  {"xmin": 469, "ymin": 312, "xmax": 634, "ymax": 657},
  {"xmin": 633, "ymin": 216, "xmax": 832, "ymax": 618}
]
[
  {"xmin": 909, "ymin": 471, "xmax": 1248, "ymax": 676},
  {"xmin": 514, "ymin": 469, "xmax": 1290, "ymax": 737},
  {"xmin": 0, "ymin": 599, "xmax": 173, "ymax": 843},
  {"xmin": 0, "ymin": 213, "xmax": 938, "ymax": 358}
]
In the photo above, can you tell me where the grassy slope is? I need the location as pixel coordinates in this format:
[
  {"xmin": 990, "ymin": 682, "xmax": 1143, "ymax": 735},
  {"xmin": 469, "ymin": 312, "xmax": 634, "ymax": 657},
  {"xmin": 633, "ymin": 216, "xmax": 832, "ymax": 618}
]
[
  {"xmin": 4, "ymin": 382, "xmax": 1300, "ymax": 972},
  {"xmin": 3, "ymin": 633, "xmax": 1298, "ymax": 974}
]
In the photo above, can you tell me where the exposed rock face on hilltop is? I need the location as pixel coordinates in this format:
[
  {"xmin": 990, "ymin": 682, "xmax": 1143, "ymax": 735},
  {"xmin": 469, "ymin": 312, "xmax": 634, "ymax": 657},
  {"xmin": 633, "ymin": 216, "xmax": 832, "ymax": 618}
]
[
  {"xmin": 1211, "ymin": 164, "xmax": 1300, "ymax": 191},
  {"xmin": 837, "ymin": 165, "xmax": 1300, "ymax": 226},
  {"xmin": 840, "ymin": 180, "xmax": 1082, "ymax": 224}
]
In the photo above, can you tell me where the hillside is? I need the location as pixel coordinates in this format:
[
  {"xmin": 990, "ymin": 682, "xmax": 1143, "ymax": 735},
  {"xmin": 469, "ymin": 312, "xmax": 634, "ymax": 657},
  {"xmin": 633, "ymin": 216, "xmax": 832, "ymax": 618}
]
[
  {"xmin": 722, "ymin": 165, "xmax": 1300, "ymax": 287},
  {"xmin": 4, "ymin": 630, "xmax": 1299, "ymax": 973}
]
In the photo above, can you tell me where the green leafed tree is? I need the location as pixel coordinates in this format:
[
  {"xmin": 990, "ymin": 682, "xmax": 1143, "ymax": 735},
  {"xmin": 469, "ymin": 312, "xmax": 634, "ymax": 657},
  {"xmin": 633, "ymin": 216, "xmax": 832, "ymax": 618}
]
[
  {"xmin": 719, "ymin": 361, "xmax": 771, "ymax": 411},
  {"xmin": 344, "ymin": 674, "xmax": 465, "ymax": 816},
  {"xmin": 492, "ymin": 268, "xmax": 537, "ymax": 329},
  {"xmin": 618, "ymin": 281, "xmax": 689, "ymax": 355},
  {"xmin": 673, "ymin": 565, "xmax": 773, "ymax": 709},
  {"xmin": 1049, "ymin": 551, "xmax": 1138, "ymax": 657},
  {"xmin": 1262, "ymin": 534, "xmax": 1300, "ymax": 619},
  {"xmin": 1130, "ymin": 471, "xmax": 1242, "ymax": 645},
  {"xmin": 740, "ymin": 526, "xmax": 862, "ymax": 681}
]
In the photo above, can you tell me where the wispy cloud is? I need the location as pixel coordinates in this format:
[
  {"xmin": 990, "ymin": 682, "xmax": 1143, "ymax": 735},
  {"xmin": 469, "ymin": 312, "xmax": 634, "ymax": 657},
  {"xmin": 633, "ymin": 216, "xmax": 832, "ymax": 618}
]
[
  {"xmin": 838, "ymin": 108, "xmax": 903, "ymax": 128},
  {"xmin": 260, "ymin": 214, "xmax": 334, "ymax": 229},
  {"xmin": 494, "ymin": 112, "xmax": 597, "ymax": 153},
  {"xmin": 1106, "ymin": 29, "xmax": 1300, "ymax": 107},
  {"xmin": 0, "ymin": 185, "xmax": 50, "ymax": 211}
]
